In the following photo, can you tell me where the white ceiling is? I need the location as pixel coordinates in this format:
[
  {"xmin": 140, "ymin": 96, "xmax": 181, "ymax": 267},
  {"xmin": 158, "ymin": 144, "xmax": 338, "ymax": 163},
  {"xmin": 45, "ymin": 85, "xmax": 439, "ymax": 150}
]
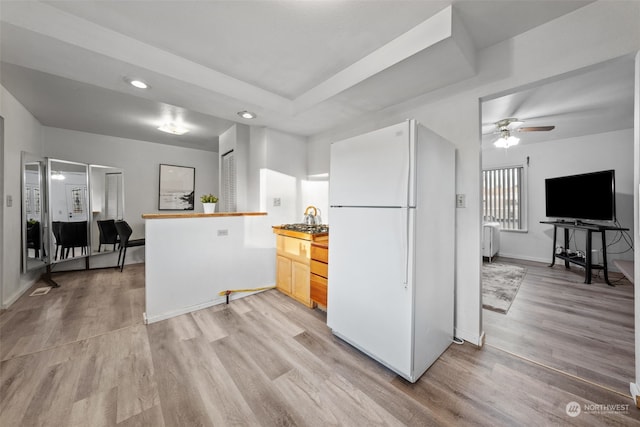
[
  {"xmin": 481, "ymin": 56, "xmax": 635, "ymax": 149},
  {"xmin": 2, "ymin": 0, "xmax": 623, "ymax": 153}
]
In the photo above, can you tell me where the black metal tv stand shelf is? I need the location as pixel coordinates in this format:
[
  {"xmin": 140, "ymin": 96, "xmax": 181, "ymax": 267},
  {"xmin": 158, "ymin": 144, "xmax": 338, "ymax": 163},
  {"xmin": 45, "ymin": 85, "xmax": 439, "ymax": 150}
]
[{"xmin": 540, "ymin": 220, "xmax": 628, "ymax": 286}]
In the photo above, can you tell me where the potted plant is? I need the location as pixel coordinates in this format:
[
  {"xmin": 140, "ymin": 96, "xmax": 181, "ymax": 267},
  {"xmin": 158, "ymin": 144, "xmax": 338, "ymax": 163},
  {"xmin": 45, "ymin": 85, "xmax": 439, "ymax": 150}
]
[{"xmin": 201, "ymin": 194, "xmax": 218, "ymax": 213}]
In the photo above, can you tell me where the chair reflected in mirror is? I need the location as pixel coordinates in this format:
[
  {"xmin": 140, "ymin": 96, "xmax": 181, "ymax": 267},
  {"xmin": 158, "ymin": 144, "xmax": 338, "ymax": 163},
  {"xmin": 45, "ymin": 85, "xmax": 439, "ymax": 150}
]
[
  {"xmin": 52, "ymin": 221, "xmax": 63, "ymax": 260},
  {"xmin": 97, "ymin": 219, "xmax": 120, "ymax": 252},
  {"xmin": 26, "ymin": 221, "xmax": 42, "ymax": 258},
  {"xmin": 114, "ymin": 220, "xmax": 145, "ymax": 271},
  {"xmin": 52, "ymin": 221, "xmax": 88, "ymax": 260}
]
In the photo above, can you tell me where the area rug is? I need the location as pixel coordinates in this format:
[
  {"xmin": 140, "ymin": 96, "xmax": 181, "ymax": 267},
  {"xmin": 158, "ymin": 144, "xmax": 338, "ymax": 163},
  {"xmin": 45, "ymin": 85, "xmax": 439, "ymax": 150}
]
[{"xmin": 482, "ymin": 263, "xmax": 527, "ymax": 314}]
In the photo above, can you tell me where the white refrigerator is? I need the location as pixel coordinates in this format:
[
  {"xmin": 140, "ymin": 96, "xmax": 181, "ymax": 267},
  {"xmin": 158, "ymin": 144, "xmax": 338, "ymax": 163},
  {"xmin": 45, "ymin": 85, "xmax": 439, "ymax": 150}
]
[{"xmin": 327, "ymin": 120, "xmax": 455, "ymax": 383}]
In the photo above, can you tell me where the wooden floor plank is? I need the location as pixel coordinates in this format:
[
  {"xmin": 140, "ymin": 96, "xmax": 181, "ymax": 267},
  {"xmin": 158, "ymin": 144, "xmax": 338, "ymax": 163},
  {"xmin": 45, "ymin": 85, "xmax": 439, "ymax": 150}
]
[
  {"xmin": 1, "ymin": 263, "xmax": 639, "ymax": 426},
  {"xmin": 483, "ymin": 256, "xmax": 635, "ymax": 395},
  {"xmin": 212, "ymin": 334, "xmax": 301, "ymax": 426}
]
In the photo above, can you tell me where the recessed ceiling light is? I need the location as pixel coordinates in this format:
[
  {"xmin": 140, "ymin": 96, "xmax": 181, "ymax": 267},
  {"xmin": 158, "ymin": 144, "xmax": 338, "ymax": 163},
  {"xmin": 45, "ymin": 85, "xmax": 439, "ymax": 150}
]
[
  {"xmin": 237, "ymin": 110, "xmax": 257, "ymax": 119},
  {"xmin": 158, "ymin": 123, "xmax": 189, "ymax": 135},
  {"xmin": 125, "ymin": 78, "xmax": 150, "ymax": 89}
]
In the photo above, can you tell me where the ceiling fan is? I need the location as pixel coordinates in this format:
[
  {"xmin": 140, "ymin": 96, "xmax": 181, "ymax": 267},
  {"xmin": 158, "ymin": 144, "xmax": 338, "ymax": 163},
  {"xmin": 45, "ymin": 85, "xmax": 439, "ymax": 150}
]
[{"xmin": 488, "ymin": 117, "xmax": 555, "ymax": 148}]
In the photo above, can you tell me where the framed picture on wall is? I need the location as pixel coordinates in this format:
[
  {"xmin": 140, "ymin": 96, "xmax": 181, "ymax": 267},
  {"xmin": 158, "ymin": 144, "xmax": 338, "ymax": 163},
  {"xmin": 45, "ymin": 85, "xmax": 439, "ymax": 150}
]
[{"xmin": 159, "ymin": 164, "xmax": 195, "ymax": 210}]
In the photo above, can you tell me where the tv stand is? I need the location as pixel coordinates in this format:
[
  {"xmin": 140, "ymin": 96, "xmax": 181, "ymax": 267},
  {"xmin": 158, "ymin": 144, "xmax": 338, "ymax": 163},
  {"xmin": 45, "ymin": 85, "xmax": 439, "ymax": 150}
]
[{"xmin": 540, "ymin": 221, "xmax": 628, "ymax": 286}]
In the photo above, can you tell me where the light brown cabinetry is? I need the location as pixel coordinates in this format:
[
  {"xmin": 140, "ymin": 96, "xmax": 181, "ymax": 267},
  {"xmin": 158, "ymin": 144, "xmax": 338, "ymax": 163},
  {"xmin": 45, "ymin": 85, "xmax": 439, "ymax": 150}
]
[
  {"xmin": 292, "ymin": 261, "xmax": 311, "ymax": 304},
  {"xmin": 310, "ymin": 241, "xmax": 329, "ymax": 307},
  {"xmin": 273, "ymin": 227, "xmax": 328, "ymax": 309},
  {"xmin": 276, "ymin": 255, "xmax": 292, "ymax": 294},
  {"xmin": 274, "ymin": 234, "xmax": 313, "ymax": 307}
]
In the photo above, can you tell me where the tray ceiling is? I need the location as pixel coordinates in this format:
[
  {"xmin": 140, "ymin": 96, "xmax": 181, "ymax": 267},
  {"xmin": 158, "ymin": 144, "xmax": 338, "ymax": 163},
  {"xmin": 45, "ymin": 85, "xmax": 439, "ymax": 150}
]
[{"xmin": 0, "ymin": 1, "xmax": 599, "ymax": 150}]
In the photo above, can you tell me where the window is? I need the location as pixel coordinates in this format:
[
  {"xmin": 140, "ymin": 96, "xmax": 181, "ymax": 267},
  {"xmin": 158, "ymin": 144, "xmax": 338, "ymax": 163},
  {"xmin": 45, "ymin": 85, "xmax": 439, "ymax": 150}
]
[{"xmin": 483, "ymin": 166, "xmax": 525, "ymax": 230}]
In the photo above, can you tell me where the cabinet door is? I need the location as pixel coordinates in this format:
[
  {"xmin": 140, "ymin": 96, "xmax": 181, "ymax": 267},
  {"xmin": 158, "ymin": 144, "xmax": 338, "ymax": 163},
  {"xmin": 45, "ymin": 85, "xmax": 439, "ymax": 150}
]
[
  {"xmin": 276, "ymin": 255, "xmax": 292, "ymax": 294},
  {"xmin": 292, "ymin": 261, "xmax": 310, "ymax": 304}
]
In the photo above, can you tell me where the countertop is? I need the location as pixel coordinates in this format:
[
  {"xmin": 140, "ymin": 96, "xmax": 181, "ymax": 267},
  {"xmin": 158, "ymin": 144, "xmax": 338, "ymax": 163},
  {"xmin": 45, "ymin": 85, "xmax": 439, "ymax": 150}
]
[
  {"xmin": 272, "ymin": 225, "xmax": 329, "ymax": 241},
  {"xmin": 142, "ymin": 212, "xmax": 267, "ymax": 220}
]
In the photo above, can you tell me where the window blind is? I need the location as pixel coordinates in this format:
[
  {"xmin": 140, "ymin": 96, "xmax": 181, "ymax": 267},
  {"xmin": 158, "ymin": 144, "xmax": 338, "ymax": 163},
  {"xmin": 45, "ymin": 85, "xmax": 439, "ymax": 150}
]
[
  {"xmin": 221, "ymin": 150, "xmax": 237, "ymax": 212},
  {"xmin": 483, "ymin": 166, "xmax": 523, "ymax": 230}
]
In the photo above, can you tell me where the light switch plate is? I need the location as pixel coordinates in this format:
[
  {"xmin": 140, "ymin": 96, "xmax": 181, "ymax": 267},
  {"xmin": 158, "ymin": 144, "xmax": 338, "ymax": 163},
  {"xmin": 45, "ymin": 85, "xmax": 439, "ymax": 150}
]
[{"xmin": 6, "ymin": 195, "xmax": 12, "ymax": 207}]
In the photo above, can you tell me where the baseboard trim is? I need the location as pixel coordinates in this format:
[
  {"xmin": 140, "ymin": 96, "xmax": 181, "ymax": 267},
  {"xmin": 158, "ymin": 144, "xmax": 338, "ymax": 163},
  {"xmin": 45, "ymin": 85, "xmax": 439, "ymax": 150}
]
[
  {"xmin": 454, "ymin": 327, "xmax": 484, "ymax": 347},
  {"xmin": 1, "ymin": 280, "xmax": 34, "ymax": 309},
  {"xmin": 144, "ymin": 289, "xmax": 265, "ymax": 324},
  {"xmin": 630, "ymin": 383, "xmax": 640, "ymax": 408},
  {"xmin": 495, "ymin": 252, "xmax": 548, "ymax": 264},
  {"xmin": 478, "ymin": 331, "xmax": 486, "ymax": 348}
]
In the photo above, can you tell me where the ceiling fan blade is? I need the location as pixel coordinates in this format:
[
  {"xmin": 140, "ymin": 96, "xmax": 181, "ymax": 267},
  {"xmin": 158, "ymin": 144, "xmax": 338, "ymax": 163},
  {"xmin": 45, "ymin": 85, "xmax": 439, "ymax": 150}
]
[{"xmin": 518, "ymin": 126, "xmax": 555, "ymax": 132}]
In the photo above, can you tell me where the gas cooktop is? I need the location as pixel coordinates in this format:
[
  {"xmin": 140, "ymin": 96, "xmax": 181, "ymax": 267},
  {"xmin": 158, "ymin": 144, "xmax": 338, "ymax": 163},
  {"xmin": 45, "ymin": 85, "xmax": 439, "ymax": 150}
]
[{"xmin": 279, "ymin": 223, "xmax": 329, "ymax": 234}]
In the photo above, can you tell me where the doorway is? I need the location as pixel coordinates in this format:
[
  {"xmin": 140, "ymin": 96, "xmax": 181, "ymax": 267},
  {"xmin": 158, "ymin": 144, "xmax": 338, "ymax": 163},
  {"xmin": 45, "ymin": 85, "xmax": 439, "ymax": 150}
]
[{"xmin": 480, "ymin": 56, "xmax": 636, "ymax": 396}]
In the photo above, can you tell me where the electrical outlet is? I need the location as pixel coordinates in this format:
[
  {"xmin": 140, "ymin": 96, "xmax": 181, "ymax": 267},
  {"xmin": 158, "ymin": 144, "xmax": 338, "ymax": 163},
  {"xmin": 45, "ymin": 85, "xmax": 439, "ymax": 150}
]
[
  {"xmin": 456, "ymin": 194, "xmax": 466, "ymax": 208},
  {"xmin": 6, "ymin": 195, "xmax": 12, "ymax": 207},
  {"xmin": 273, "ymin": 198, "xmax": 281, "ymax": 207},
  {"xmin": 217, "ymin": 229, "xmax": 228, "ymax": 236}
]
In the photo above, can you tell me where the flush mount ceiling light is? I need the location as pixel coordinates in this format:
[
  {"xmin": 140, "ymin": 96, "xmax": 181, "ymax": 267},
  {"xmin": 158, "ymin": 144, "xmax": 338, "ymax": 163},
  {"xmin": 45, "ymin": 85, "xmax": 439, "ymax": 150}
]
[
  {"xmin": 125, "ymin": 77, "xmax": 150, "ymax": 89},
  {"xmin": 158, "ymin": 122, "xmax": 189, "ymax": 135},
  {"xmin": 51, "ymin": 171, "xmax": 65, "ymax": 180},
  {"xmin": 237, "ymin": 110, "xmax": 257, "ymax": 119}
]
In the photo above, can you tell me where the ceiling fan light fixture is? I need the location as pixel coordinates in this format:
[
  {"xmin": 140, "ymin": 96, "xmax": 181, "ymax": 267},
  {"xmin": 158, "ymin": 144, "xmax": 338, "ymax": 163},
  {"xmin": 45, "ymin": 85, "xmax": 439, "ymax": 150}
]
[
  {"xmin": 158, "ymin": 122, "xmax": 189, "ymax": 135},
  {"xmin": 493, "ymin": 131, "xmax": 520, "ymax": 148}
]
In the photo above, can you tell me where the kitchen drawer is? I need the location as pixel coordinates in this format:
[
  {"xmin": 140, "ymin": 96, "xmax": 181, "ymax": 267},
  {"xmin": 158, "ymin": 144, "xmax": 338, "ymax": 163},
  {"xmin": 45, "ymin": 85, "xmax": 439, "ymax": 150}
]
[
  {"xmin": 310, "ymin": 259, "xmax": 328, "ymax": 278},
  {"xmin": 311, "ymin": 245, "xmax": 328, "ymax": 263},
  {"xmin": 310, "ymin": 274, "xmax": 327, "ymax": 307}
]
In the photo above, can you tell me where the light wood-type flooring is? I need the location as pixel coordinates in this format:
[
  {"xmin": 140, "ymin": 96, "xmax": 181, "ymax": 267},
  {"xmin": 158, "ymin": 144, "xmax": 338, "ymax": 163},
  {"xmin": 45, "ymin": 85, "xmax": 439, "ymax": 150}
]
[
  {"xmin": 1, "ymin": 263, "xmax": 639, "ymax": 426},
  {"xmin": 483, "ymin": 256, "xmax": 635, "ymax": 396}
]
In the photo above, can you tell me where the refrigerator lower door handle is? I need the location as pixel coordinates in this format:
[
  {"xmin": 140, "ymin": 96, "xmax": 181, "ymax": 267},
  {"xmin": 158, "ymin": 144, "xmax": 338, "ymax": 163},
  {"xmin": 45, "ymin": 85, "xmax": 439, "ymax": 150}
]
[{"xmin": 402, "ymin": 207, "xmax": 410, "ymax": 286}]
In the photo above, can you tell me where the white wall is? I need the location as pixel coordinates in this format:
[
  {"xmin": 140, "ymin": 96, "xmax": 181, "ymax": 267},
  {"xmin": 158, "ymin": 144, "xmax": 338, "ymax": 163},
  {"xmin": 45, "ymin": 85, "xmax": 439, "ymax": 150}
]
[
  {"xmin": 1, "ymin": 85, "xmax": 44, "ymax": 308},
  {"xmin": 145, "ymin": 215, "xmax": 275, "ymax": 323},
  {"xmin": 42, "ymin": 126, "xmax": 219, "ymax": 268},
  {"xmin": 307, "ymin": 1, "xmax": 640, "ymax": 345},
  {"xmin": 483, "ymin": 129, "xmax": 635, "ymax": 266},
  {"xmin": 264, "ymin": 128, "xmax": 307, "ymax": 224},
  {"xmin": 245, "ymin": 126, "xmax": 309, "ymax": 225}
]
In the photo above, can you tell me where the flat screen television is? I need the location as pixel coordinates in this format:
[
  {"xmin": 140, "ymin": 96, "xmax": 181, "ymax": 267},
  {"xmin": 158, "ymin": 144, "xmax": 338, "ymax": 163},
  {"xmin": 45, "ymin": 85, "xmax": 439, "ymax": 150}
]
[{"xmin": 545, "ymin": 170, "xmax": 616, "ymax": 222}]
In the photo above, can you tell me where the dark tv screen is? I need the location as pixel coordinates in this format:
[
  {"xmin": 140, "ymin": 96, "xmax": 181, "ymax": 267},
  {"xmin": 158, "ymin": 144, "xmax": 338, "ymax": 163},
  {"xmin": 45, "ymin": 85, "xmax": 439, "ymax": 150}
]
[{"xmin": 545, "ymin": 170, "xmax": 616, "ymax": 222}]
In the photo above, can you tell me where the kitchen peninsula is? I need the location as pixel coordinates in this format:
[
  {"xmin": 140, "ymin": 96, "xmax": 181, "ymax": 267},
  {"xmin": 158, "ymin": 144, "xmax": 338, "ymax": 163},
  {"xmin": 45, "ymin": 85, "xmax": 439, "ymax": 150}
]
[
  {"xmin": 272, "ymin": 224, "xmax": 329, "ymax": 308},
  {"xmin": 143, "ymin": 212, "xmax": 274, "ymax": 323}
]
